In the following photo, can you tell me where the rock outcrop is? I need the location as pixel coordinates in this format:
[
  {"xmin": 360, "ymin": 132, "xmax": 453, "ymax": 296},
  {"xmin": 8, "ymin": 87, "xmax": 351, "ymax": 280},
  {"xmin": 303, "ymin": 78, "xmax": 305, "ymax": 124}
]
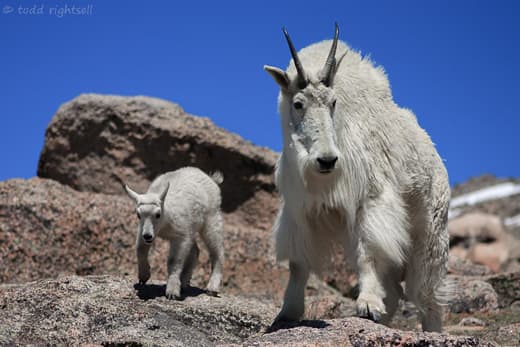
[
  {"xmin": 0, "ymin": 275, "xmax": 277, "ymax": 346},
  {"xmin": 448, "ymin": 176, "xmax": 520, "ymax": 273},
  {"xmin": 0, "ymin": 177, "xmax": 288, "ymax": 301},
  {"xmin": 449, "ymin": 212, "xmax": 517, "ymax": 272},
  {"xmin": 0, "ymin": 177, "xmax": 135, "ymax": 284},
  {"xmin": 242, "ymin": 318, "xmax": 494, "ymax": 347},
  {"xmin": 0, "ymin": 276, "xmax": 496, "ymax": 346}
]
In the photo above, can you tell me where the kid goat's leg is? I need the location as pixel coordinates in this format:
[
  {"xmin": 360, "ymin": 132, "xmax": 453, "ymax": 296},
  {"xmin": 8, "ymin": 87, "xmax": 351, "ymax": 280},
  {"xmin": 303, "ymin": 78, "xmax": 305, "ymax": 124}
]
[
  {"xmin": 201, "ymin": 212, "xmax": 224, "ymax": 294},
  {"xmin": 180, "ymin": 243, "xmax": 199, "ymax": 290},
  {"xmin": 166, "ymin": 236, "xmax": 193, "ymax": 299},
  {"xmin": 136, "ymin": 235, "xmax": 152, "ymax": 284}
]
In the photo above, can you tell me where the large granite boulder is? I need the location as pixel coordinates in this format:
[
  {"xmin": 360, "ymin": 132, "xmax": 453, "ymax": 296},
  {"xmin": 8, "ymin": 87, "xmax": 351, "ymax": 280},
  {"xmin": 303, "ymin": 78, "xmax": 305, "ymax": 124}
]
[{"xmin": 37, "ymin": 94, "xmax": 278, "ymax": 224}]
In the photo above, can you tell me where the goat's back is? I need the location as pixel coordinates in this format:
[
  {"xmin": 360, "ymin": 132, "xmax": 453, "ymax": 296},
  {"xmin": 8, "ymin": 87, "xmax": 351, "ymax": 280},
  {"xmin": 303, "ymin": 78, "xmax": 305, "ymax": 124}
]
[{"xmin": 148, "ymin": 167, "xmax": 222, "ymax": 214}]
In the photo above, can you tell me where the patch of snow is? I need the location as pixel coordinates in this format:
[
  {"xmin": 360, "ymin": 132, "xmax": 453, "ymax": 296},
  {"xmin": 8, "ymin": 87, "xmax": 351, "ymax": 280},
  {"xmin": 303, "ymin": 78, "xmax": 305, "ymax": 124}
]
[
  {"xmin": 505, "ymin": 214, "xmax": 520, "ymax": 227},
  {"xmin": 448, "ymin": 208, "xmax": 462, "ymax": 220},
  {"xmin": 450, "ymin": 182, "xmax": 520, "ymax": 209}
]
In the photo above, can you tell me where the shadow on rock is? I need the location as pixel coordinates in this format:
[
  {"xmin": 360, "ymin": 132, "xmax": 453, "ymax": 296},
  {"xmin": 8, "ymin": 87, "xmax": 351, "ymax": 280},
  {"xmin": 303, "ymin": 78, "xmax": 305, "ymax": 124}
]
[
  {"xmin": 265, "ymin": 319, "xmax": 330, "ymax": 334},
  {"xmin": 134, "ymin": 283, "xmax": 206, "ymax": 301}
]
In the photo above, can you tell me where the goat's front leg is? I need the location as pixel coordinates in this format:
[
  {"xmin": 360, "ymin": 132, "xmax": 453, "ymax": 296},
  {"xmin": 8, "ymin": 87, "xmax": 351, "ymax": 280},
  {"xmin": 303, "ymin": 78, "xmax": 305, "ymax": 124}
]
[
  {"xmin": 275, "ymin": 261, "xmax": 310, "ymax": 323},
  {"xmin": 165, "ymin": 237, "xmax": 193, "ymax": 300},
  {"xmin": 355, "ymin": 240, "xmax": 387, "ymax": 322},
  {"xmin": 136, "ymin": 236, "xmax": 151, "ymax": 284}
]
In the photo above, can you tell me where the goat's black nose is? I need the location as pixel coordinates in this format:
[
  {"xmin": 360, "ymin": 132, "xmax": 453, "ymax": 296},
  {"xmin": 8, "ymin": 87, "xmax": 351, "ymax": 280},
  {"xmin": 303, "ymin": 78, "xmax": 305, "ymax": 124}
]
[
  {"xmin": 143, "ymin": 234, "xmax": 153, "ymax": 242},
  {"xmin": 317, "ymin": 156, "xmax": 338, "ymax": 171}
]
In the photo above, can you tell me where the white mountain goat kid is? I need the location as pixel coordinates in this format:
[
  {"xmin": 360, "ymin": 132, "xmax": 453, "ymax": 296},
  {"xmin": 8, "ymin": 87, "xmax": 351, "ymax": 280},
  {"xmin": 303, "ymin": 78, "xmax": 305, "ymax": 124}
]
[
  {"xmin": 124, "ymin": 167, "xmax": 224, "ymax": 299},
  {"xmin": 264, "ymin": 24, "xmax": 450, "ymax": 332}
]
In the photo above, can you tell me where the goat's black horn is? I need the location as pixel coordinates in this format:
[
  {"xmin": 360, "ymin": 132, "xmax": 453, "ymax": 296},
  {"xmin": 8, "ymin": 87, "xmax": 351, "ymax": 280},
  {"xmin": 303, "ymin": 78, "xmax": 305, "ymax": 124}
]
[
  {"xmin": 283, "ymin": 27, "xmax": 308, "ymax": 89},
  {"xmin": 321, "ymin": 22, "xmax": 340, "ymax": 87}
]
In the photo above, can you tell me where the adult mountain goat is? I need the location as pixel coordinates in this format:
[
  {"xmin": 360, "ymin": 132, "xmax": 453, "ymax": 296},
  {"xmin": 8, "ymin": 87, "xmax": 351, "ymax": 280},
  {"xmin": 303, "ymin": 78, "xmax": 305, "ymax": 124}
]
[{"xmin": 264, "ymin": 24, "xmax": 450, "ymax": 332}]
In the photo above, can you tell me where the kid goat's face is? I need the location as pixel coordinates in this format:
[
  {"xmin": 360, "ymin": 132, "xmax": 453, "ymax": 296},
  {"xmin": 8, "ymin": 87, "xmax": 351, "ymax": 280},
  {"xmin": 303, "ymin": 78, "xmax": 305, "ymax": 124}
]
[
  {"xmin": 136, "ymin": 202, "xmax": 162, "ymax": 244},
  {"xmin": 124, "ymin": 183, "xmax": 169, "ymax": 244}
]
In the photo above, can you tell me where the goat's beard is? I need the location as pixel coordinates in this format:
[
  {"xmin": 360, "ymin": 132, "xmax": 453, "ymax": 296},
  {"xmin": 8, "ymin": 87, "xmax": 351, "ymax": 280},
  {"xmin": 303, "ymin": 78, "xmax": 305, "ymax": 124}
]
[{"xmin": 290, "ymin": 133, "xmax": 340, "ymax": 193}]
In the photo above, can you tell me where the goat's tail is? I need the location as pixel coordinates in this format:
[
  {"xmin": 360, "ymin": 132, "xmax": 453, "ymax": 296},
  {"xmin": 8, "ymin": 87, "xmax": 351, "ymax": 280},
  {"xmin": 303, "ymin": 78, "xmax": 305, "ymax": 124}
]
[{"xmin": 210, "ymin": 171, "xmax": 224, "ymax": 185}]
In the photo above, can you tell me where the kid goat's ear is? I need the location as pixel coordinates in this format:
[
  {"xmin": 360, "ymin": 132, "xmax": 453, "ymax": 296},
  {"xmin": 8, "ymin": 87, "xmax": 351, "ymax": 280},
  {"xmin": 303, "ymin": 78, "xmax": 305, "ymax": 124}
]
[
  {"xmin": 124, "ymin": 184, "xmax": 140, "ymax": 203},
  {"xmin": 264, "ymin": 65, "xmax": 290, "ymax": 91}
]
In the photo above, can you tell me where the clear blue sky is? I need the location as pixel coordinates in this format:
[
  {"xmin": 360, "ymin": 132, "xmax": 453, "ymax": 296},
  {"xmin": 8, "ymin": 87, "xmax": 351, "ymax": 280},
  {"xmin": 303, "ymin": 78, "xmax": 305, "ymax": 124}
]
[{"xmin": 1, "ymin": 0, "xmax": 518, "ymax": 186}]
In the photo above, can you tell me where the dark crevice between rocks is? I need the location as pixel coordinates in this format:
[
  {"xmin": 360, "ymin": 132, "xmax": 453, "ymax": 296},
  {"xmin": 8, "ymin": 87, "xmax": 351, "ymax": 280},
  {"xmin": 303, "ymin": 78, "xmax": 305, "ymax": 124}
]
[
  {"xmin": 102, "ymin": 342, "xmax": 144, "ymax": 347},
  {"xmin": 133, "ymin": 283, "xmax": 206, "ymax": 301},
  {"xmin": 265, "ymin": 319, "xmax": 330, "ymax": 333}
]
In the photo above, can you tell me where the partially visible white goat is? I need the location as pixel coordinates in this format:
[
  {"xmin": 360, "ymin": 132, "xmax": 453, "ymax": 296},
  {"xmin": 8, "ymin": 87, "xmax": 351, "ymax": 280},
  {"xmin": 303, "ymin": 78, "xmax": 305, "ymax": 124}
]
[
  {"xmin": 125, "ymin": 167, "xmax": 224, "ymax": 299},
  {"xmin": 264, "ymin": 24, "xmax": 450, "ymax": 331}
]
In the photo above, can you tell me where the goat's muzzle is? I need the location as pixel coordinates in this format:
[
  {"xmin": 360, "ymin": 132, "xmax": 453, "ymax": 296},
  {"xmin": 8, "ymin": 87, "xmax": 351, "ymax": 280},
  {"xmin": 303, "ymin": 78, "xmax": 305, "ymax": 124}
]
[
  {"xmin": 316, "ymin": 156, "xmax": 338, "ymax": 173},
  {"xmin": 142, "ymin": 233, "xmax": 154, "ymax": 244}
]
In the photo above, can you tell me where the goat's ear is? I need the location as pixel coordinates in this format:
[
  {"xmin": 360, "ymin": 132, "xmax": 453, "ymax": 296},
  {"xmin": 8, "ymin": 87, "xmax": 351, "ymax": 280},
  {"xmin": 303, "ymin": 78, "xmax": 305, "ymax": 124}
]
[
  {"xmin": 264, "ymin": 65, "xmax": 290, "ymax": 91},
  {"xmin": 158, "ymin": 182, "xmax": 170, "ymax": 203},
  {"xmin": 124, "ymin": 184, "xmax": 140, "ymax": 203}
]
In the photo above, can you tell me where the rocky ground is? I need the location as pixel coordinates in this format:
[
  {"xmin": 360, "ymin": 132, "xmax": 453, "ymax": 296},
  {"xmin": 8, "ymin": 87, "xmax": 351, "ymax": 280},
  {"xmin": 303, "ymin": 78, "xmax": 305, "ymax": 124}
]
[
  {"xmin": 1, "ymin": 275, "xmax": 501, "ymax": 346},
  {"xmin": 1, "ymin": 94, "xmax": 518, "ymax": 346}
]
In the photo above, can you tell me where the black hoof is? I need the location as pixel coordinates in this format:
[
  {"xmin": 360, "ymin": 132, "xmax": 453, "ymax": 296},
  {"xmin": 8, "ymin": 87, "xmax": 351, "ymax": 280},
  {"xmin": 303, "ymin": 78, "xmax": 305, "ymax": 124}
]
[
  {"xmin": 206, "ymin": 290, "xmax": 219, "ymax": 297},
  {"xmin": 357, "ymin": 305, "xmax": 382, "ymax": 323},
  {"xmin": 265, "ymin": 318, "xmax": 299, "ymax": 333}
]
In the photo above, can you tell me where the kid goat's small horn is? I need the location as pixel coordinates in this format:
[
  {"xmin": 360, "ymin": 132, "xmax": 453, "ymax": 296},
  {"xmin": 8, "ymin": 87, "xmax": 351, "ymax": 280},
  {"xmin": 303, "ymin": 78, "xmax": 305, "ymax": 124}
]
[{"xmin": 159, "ymin": 182, "xmax": 170, "ymax": 202}]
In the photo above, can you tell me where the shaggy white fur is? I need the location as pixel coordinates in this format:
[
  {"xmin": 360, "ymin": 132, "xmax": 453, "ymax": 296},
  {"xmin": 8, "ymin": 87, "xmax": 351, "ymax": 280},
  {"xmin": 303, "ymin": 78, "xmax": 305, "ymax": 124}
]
[
  {"xmin": 125, "ymin": 167, "xmax": 224, "ymax": 299},
  {"xmin": 265, "ymin": 25, "xmax": 450, "ymax": 332}
]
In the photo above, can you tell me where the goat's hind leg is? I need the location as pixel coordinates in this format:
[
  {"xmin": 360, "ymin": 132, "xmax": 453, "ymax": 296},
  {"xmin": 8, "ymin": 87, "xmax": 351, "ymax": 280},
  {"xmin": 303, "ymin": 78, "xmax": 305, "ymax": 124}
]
[
  {"xmin": 356, "ymin": 189, "xmax": 409, "ymax": 323},
  {"xmin": 180, "ymin": 243, "xmax": 199, "ymax": 291},
  {"xmin": 406, "ymin": 254, "xmax": 445, "ymax": 332},
  {"xmin": 406, "ymin": 189, "xmax": 449, "ymax": 332},
  {"xmin": 406, "ymin": 226, "xmax": 449, "ymax": 331},
  {"xmin": 201, "ymin": 212, "xmax": 224, "ymax": 295},
  {"xmin": 380, "ymin": 269, "xmax": 404, "ymax": 326}
]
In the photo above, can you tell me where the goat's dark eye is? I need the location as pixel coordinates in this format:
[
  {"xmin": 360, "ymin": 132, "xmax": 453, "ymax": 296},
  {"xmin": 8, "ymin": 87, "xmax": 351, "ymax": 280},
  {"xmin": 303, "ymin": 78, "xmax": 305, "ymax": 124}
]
[
  {"xmin": 332, "ymin": 100, "xmax": 337, "ymax": 108},
  {"xmin": 137, "ymin": 212, "xmax": 141, "ymax": 219},
  {"xmin": 155, "ymin": 213, "xmax": 161, "ymax": 219},
  {"xmin": 294, "ymin": 101, "xmax": 303, "ymax": 110}
]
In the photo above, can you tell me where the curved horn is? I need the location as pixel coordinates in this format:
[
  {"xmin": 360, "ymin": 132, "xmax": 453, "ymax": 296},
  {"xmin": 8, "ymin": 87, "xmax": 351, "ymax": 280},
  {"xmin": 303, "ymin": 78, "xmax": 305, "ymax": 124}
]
[
  {"xmin": 283, "ymin": 27, "xmax": 308, "ymax": 89},
  {"xmin": 321, "ymin": 23, "xmax": 340, "ymax": 87}
]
